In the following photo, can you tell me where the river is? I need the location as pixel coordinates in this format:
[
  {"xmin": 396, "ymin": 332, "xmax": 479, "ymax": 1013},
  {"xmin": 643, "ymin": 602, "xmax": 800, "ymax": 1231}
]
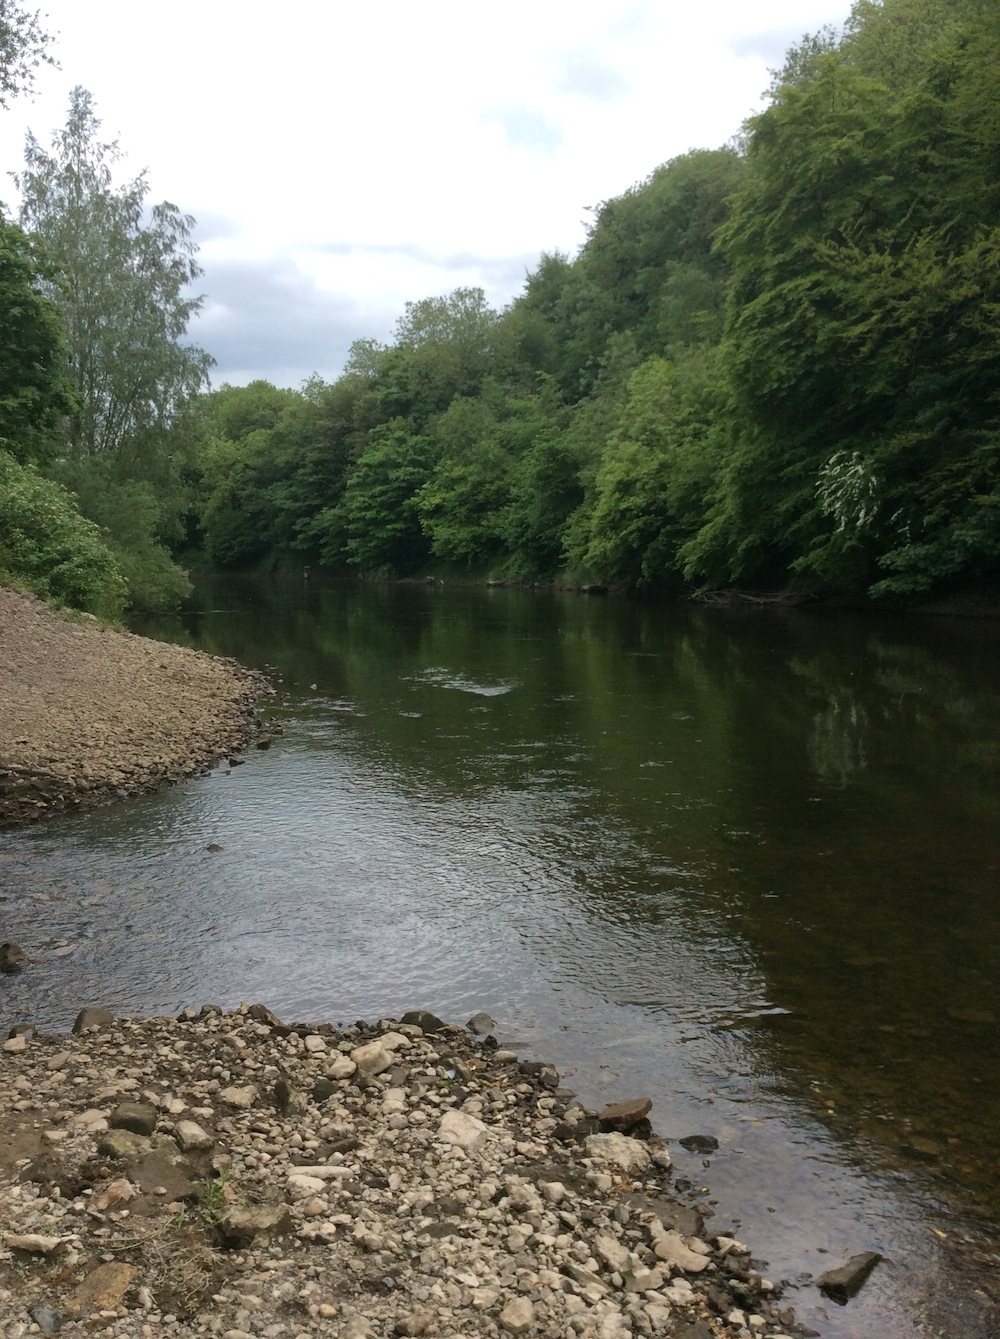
[{"xmin": 2, "ymin": 577, "xmax": 999, "ymax": 1338}]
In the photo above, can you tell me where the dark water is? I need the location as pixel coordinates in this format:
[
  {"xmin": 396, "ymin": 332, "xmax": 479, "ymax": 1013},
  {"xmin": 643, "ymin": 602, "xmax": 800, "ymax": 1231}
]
[{"xmin": 2, "ymin": 577, "xmax": 999, "ymax": 1338}]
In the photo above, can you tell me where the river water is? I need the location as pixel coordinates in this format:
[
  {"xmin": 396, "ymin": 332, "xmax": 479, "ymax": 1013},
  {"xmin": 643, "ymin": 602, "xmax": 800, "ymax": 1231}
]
[{"xmin": 2, "ymin": 578, "xmax": 999, "ymax": 1338}]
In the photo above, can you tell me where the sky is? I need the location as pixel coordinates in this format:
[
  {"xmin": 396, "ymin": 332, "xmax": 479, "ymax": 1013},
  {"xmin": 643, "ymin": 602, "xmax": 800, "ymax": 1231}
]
[{"xmin": 0, "ymin": 0, "xmax": 854, "ymax": 390}]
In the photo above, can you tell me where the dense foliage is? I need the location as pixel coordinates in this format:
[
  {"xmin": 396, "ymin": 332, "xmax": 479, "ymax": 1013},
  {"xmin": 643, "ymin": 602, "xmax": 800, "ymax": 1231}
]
[
  {"xmin": 180, "ymin": 0, "xmax": 998, "ymax": 603},
  {"xmin": 3, "ymin": 0, "xmax": 997, "ymax": 613}
]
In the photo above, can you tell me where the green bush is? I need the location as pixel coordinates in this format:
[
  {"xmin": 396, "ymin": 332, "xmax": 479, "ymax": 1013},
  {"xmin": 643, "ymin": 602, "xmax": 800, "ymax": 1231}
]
[{"xmin": 0, "ymin": 449, "xmax": 127, "ymax": 617}]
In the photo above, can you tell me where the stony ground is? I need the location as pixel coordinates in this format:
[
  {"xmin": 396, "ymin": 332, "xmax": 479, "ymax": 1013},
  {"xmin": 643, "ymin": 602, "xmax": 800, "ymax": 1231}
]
[
  {"xmin": 0, "ymin": 586, "xmax": 270, "ymax": 826},
  {"xmin": 0, "ymin": 1005, "xmax": 815, "ymax": 1339}
]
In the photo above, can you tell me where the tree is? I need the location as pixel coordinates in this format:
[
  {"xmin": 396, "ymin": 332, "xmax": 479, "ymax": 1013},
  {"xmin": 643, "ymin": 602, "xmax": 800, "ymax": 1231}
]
[
  {"xmin": 0, "ymin": 217, "xmax": 75, "ymax": 462},
  {"xmin": 16, "ymin": 87, "xmax": 213, "ymax": 465},
  {"xmin": 0, "ymin": 0, "xmax": 54, "ymax": 108}
]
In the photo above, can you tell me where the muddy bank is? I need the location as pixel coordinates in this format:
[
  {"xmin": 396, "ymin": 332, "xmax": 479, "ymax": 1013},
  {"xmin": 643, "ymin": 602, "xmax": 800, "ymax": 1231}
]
[
  {"xmin": 0, "ymin": 1004, "xmax": 817, "ymax": 1339},
  {"xmin": 0, "ymin": 587, "xmax": 271, "ymax": 826}
]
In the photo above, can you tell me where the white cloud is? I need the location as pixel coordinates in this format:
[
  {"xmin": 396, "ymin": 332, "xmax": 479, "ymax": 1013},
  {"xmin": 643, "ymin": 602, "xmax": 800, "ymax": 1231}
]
[{"xmin": 0, "ymin": 0, "xmax": 853, "ymax": 386}]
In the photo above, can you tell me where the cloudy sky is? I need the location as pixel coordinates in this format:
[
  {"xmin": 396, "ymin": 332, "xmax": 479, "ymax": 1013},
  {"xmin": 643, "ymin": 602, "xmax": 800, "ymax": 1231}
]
[{"xmin": 1, "ymin": 0, "xmax": 853, "ymax": 389}]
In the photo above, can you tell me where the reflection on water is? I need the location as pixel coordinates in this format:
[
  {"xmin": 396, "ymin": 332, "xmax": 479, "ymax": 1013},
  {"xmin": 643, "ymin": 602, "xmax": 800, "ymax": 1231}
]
[{"xmin": 2, "ymin": 578, "xmax": 999, "ymax": 1338}]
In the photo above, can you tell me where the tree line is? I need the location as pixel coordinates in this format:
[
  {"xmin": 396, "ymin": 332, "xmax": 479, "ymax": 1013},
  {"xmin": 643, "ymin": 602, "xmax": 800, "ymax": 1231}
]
[{"xmin": 2, "ymin": 0, "xmax": 998, "ymax": 618}]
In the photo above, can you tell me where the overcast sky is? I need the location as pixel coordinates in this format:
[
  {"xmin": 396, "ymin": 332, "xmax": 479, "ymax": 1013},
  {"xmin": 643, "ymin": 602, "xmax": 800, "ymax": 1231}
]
[{"xmin": 0, "ymin": 0, "xmax": 853, "ymax": 389}]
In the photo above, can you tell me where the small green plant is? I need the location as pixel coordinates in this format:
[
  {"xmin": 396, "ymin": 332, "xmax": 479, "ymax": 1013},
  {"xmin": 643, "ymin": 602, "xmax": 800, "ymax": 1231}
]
[{"xmin": 194, "ymin": 1169, "xmax": 230, "ymax": 1227}]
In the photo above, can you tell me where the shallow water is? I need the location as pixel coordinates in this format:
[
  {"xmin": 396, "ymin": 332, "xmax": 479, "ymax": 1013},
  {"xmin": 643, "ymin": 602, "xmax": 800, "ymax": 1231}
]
[{"xmin": 2, "ymin": 578, "xmax": 999, "ymax": 1337}]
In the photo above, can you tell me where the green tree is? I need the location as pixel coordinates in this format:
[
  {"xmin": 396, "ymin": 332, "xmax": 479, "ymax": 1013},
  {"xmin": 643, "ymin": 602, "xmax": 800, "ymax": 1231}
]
[
  {"xmin": 16, "ymin": 87, "xmax": 213, "ymax": 463},
  {"xmin": 0, "ymin": 217, "xmax": 75, "ymax": 463},
  {"xmin": 0, "ymin": 0, "xmax": 54, "ymax": 107}
]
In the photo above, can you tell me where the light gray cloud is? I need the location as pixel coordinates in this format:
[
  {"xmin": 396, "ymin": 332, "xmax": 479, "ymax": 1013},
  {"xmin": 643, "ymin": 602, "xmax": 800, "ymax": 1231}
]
[
  {"xmin": 188, "ymin": 258, "xmax": 391, "ymax": 390},
  {"xmin": 556, "ymin": 58, "xmax": 630, "ymax": 102},
  {"xmin": 186, "ymin": 246, "xmax": 546, "ymax": 389},
  {"xmin": 730, "ymin": 23, "xmax": 840, "ymax": 74},
  {"xmin": 483, "ymin": 107, "xmax": 563, "ymax": 153}
]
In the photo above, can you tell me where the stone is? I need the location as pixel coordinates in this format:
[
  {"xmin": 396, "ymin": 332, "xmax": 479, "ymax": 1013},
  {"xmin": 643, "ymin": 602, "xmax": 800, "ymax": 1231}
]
[
  {"xmin": 91, "ymin": 1178, "xmax": 136, "ymax": 1210},
  {"xmin": 29, "ymin": 1306, "xmax": 62, "ymax": 1334},
  {"xmin": 816, "ymin": 1251, "xmax": 883, "ymax": 1303},
  {"xmin": 499, "ymin": 1296, "xmax": 535, "ymax": 1334},
  {"xmin": 303, "ymin": 1033, "xmax": 327, "ymax": 1053},
  {"xmin": 274, "ymin": 1076, "xmax": 308, "ymax": 1114},
  {"xmin": 5, "ymin": 1232, "xmax": 70, "ymax": 1253},
  {"xmin": 219, "ymin": 1084, "xmax": 258, "ymax": 1109},
  {"xmin": 678, "ymin": 1134, "xmax": 719, "ymax": 1154},
  {"xmin": 69, "ymin": 1108, "xmax": 108, "ymax": 1132},
  {"xmin": 8, "ymin": 1021, "xmax": 36, "ymax": 1039},
  {"xmin": 248, "ymin": 1003, "xmax": 285, "ymax": 1028},
  {"xmin": 0, "ymin": 941, "xmax": 27, "ymax": 973},
  {"xmin": 598, "ymin": 1098, "xmax": 653, "ymax": 1132},
  {"xmin": 175, "ymin": 1119, "xmax": 214, "ymax": 1152},
  {"xmin": 97, "ymin": 1128, "xmax": 149, "ymax": 1160},
  {"xmin": 65, "ymin": 1262, "xmax": 138, "ymax": 1315},
  {"xmin": 72, "ymin": 1007, "xmax": 114, "ymax": 1034},
  {"xmin": 438, "ymin": 1108, "xmax": 489, "ymax": 1153},
  {"xmin": 2, "ymin": 1034, "xmax": 27, "ymax": 1053},
  {"xmin": 328, "ymin": 1054, "xmax": 358, "ymax": 1080},
  {"xmin": 594, "ymin": 1233, "xmax": 632, "ymax": 1273},
  {"xmin": 216, "ymin": 1204, "xmax": 294, "ymax": 1249},
  {"xmin": 584, "ymin": 1132, "xmax": 651, "ymax": 1173},
  {"xmin": 650, "ymin": 1228, "xmax": 711, "ymax": 1273},
  {"xmin": 467, "ymin": 1010, "xmax": 497, "ymax": 1035},
  {"xmin": 110, "ymin": 1100, "xmax": 158, "ymax": 1136},
  {"xmin": 400, "ymin": 1010, "xmax": 446, "ymax": 1033},
  {"xmin": 394, "ymin": 1310, "xmax": 434, "ymax": 1336},
  {"xmin": 351, "ymin": 1040, "xmax": 392, "ymax": 1075},
  {"xmin": 132, "ymin": 1148, "xmax": 198, "ymax": 1199}
]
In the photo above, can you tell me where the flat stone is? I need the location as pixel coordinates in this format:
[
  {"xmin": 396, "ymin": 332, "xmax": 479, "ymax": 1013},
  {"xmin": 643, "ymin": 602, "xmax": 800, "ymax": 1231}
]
[
  {"xmin": 350, "ymin": 1040, "xmax": 392, "ymax": 1075},
  {"xmin": 598, "ymin": 1097, "xmax": 653, "ymax": 1132},
  {"xmin": 584, "ymin": 1132, "xmax": 651, "ymax": 1173},
  {"xmin": 5, "ymin": 1232, "xmax": 70, "ymax": 1253},
  {"xmin": 219, "ymin": 1084, "xmax": 258, "ymax": 1109},
  {"xmin": 816, "ymin": 1251, "xmax": 883, "ymax": 1303},
  {"xmin": 438, "ymin": 1108, "xmax": 489, "ymax": 1153},
  {"xmin": 72, "ymin": 1007, "xmax": 114, "ymax": 1034},
  {"xmin": 679, "ymin": 1134, "xmax": 719, "ymax": 1154},
  {"xmin": 650, "ymin": 1228, "xmax": 711, "ymax": 1273},
  {"xmin": 2, "ymin": 1034, "xmax": 26, "ymax": 1053},
  {"xmin": 65, "ymin": 1261, "xmax": 138, "ymax": 1315},
  {"xmin": 132, "ymin": 1148, "xmax": 198, "ymax": 1199},
  {"xmin": 216, "ymin": 1203, "xmax": 294, "ymax": 1249},
  {"xmin": 174, "ymin": 1119, "xmax": 214, "ymax": 1152},
  {"xmin": 303, "ymin": 1033, "xmax": 327, "ymax": 1053},
  {"xmin": 110, "ymin": 1100, "xmax": 158, "ymax": 1136},
  {"xmin": 97, "ymin": 1128, "xmax": 149, "ymax": 1160},
  {"xmin": 594, "ymin": 1233, "xmax": 632, "ymax": 1273}
]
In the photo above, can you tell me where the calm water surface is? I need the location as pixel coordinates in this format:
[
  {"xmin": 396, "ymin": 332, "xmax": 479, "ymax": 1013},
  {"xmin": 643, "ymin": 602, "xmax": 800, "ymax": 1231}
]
[{"xmin": 2, "ymin": 578, "xmax": 999, "ymax": 1338}]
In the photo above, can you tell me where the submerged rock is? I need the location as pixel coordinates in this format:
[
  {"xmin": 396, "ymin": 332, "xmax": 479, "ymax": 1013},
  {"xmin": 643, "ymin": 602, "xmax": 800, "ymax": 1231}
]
[{"xmin": 816, "ymin": 1251, "xmax": 883, "ymax": 1303}]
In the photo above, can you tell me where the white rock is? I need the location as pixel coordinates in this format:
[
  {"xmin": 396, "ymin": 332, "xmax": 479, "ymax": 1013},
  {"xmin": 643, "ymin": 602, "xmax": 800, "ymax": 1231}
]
[
  {"xmin": 328, "ymin": 1054, "xmax": 357, "ymax": 1080},
  {"xmin": 2, "ymin": 1036, "xmax": 26, "ymax": 1053},
  {"xmin": 378, "ymin": 1030, "xmax": 409, "ymax": 1051},
  {"xmin": 539, "ymin": 1180, "xmax": 567, "ymax": 1204},
  {"xmin": 438, "ymin": 1108, "xmax": 488, "ymax": 1153},
  {"xmin": 287, "ymin": 1174, "xmax": 327, "ymax": 1198},
  {"xmin": 303, "ymin": 1034, "xmax": 327, "ymax": 1053},
  {"xmin": 585, "ymin": 1132, "xmax": 651, "ymax": 1173},
  {"xmin": 594, "ymin": 1233, "xmax": 632, "ymax": 1273},
  {"xmin": 175, "ymin": 1120, "xmax": 214, "ymax": 1152},
  {"xmin": 290, "ymin": 1165, "xmax": 352, "ymax": 1180},
  {"xmin": 650, "ymin": 1229, "xmax": 711, "ymax": 1273},
  {"xmin": 4, "ymin": 1232, "xmax": 70, "ymax": 1253},
  {"xmin": 350, "ymin": 1040, "xmax": 392, "ymax": 1075},
  {"xmin": 219, "ymin": 1085, "xmax": 257, "ymax": 1109},
  {"xmin": 499, "ymin": 1297, "xmax": 535, "ymax": 1334}
]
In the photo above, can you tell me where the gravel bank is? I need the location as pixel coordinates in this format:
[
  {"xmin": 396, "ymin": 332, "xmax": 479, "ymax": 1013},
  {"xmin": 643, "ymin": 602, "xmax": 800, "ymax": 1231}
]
[
  {"xmin": 0, "ymin": 587, "xmax": 271, "ymax": 826},
  {"xmin": 0, "ymin": 1005, "xmax": 815, "ymax": 1339}
]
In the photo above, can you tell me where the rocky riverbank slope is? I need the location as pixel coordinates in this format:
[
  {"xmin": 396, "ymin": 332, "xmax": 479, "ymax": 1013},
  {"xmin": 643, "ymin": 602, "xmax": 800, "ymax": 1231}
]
[
  {"xmin": 0, "ymin": 587, "xmax": 271, "ymax": 826},
  {"xmin": 0, "ymin": 1005, "xmax": 815, "ymax": 1339}
]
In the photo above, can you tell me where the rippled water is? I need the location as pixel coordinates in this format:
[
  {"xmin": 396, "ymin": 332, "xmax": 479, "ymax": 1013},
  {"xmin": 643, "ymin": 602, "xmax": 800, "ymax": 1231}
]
[{"xmin": 2, "ymin": 578, "xmax": 999, "ymax": 1338}]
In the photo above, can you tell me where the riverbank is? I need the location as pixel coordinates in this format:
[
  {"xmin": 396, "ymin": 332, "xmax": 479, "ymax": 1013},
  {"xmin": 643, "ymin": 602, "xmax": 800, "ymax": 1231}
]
[
  {"xmin": 0, "ymin": 1004, "xmax": 812, "ymax": 1339},
  {"xmin": 0, "ymin": 587, "xmax": 271, "ymax": 826}
]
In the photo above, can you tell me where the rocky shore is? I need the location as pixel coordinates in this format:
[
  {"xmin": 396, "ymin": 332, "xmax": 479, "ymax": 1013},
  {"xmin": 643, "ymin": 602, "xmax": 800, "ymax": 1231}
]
[
  {"xmin": 0, "ymin": 587, "xmax": 271, "ymax": 826},
  {"xmin": 0, "ymin": 1005, "xmax": 818, "ymax": 1339}
]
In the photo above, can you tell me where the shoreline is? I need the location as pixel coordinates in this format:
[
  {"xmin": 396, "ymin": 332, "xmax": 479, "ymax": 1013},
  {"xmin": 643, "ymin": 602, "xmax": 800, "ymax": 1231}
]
[
  {"xmin": 0, "ymin": 1004, "xmax": 815, "ymax": 1339},
  {"xmin": 0, "ymin": 587, "xmax": 272, "ymax": 828}
]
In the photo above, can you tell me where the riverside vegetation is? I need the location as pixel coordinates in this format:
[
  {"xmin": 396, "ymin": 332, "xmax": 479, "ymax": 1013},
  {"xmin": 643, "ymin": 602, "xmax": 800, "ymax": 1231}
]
[
  {"xmin": 0, "ymin": 1001, "xmax": 824, "ymax": 1339},
  {"xmin": 1, "ymin": 0, "xmax": 999, "ymax": 618}
]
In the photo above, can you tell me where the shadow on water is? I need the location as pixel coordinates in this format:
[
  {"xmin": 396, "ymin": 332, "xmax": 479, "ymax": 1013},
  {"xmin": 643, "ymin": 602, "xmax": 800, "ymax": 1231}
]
[{"xmin": 2, "ymin": 576, "xmax": 999, "ymax": 1338}]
